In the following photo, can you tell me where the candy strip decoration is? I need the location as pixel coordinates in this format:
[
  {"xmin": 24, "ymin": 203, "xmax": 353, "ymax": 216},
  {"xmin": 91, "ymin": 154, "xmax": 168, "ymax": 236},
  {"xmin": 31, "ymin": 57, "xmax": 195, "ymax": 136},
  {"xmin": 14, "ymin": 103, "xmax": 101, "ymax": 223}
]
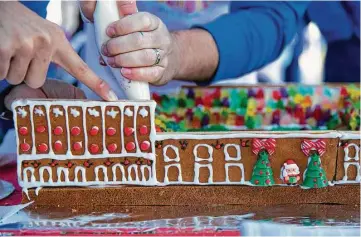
[
  {"xmin": 252, "ymin": 138, "xmax": 276, "ymax": 156},
  {"xmin": 301, "ymin": 139, "xmax": 326, "ymax": 157},
  {"xmin": 301, "ymin": 139, "xmax": 328, "ymax": 188},
  {"xmin": 250, "ymin": 138, "xmax": 276, "ymax": 186}
]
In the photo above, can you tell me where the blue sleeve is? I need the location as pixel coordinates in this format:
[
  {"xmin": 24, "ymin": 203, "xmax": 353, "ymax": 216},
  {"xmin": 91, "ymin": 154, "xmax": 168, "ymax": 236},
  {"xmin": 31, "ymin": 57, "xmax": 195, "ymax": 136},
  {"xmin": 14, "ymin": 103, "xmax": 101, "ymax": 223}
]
[{"xmin": 195, "ymin": 1, "xmax": 310, "ymax": 83}]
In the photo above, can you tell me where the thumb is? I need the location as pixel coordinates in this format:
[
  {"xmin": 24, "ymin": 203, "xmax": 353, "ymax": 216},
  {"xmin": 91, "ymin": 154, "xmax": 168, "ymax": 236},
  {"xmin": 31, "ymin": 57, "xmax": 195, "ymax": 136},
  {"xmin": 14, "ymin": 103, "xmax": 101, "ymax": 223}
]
[
  {"xmin": 52, "ymin": 38, "xmax": 118, "ymax": 102},
  {"xmin": 116, "ymin": 0, "xmax": 138, "ymax": 16}
]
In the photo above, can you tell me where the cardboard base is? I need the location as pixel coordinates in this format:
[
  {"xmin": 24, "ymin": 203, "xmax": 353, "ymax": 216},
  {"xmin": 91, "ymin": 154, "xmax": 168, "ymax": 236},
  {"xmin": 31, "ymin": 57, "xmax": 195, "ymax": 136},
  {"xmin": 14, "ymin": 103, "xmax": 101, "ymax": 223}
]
[{"xmin": 23, "ymin": 185, "xmax": 360, "ymax": 207}]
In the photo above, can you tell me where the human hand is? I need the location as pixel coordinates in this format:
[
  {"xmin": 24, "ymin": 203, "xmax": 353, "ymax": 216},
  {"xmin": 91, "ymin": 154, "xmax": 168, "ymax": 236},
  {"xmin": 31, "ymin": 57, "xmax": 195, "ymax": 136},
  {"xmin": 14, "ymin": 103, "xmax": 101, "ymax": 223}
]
[
  {"xmin": 4, "ymin": 79, "xmax": 86, "ymax": 111},
  {"xmin": 103, "ymin": 12, "xmax": 180, "ymax": 86},
  {"xmin": 0, "ymin": 2, "xmax": 117, "ymax": 101}
]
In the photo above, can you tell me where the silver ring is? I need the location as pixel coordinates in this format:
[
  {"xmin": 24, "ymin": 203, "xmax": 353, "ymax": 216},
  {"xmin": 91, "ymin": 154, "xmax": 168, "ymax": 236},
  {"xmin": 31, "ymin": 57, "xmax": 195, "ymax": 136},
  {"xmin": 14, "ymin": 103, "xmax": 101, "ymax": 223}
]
[{"xmin": 153, "ymin": 49, "xmax": 161, "ymax": 66}]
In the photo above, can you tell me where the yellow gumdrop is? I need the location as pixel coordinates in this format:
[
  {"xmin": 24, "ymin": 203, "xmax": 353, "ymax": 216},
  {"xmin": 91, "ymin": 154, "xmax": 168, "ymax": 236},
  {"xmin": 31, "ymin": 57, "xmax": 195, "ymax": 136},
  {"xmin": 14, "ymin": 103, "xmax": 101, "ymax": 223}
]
[{"xmin": 294, "ymin": 94, "xmax": 304, "ymax": 104}]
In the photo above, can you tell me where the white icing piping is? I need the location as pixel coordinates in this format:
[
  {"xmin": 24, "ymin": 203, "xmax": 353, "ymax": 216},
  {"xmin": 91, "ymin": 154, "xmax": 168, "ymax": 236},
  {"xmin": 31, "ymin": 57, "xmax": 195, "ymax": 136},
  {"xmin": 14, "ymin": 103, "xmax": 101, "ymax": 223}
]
[
  {"xmin": 45, "ymin": 104, "xmax": 54, "ymax": 155},
  {"xmin": 101, "ymin": 105, "xmax": 108, "ymax": 155},
  {"xmin": 29, "ymin": 104, "xmax": 35, "ymax": 154},
  {"xmin": 64, "ymin": 106, "xmax": 71, "ymax": 156},
  {"xmin": 133, "ymin": 106, "xmax": 140, "ymax": 152},
  {"xmin": 82, "ymin": 106, "xmax": 90, "ymax": 156},
  {"xmin": 120, "ymin": 105, "xmax": 125, "ymax": 153}
]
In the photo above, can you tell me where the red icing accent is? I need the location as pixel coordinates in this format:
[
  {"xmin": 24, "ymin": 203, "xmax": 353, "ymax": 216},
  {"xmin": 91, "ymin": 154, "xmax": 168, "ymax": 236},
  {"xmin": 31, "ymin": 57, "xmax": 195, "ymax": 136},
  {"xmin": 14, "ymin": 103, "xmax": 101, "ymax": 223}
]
[
  {"xmin": 54, "ymin": 140, "xmax": 62, "ymax": 151},
  {"xmin": 140, "ymin": 141, "xmax": 150, "ymax": 151},
  {"xmin": 265, "ymin": 179, "xmax": 271, "ymax": 185},
  {"xmin": 89, "ymin": 126, "xmax": 99, "ymax": 136},
  {"xmin": 73, "ymin": 142, "xmax": 82, "ymax": 151},
  {"xmin": 20, "ymin": 142, "xmax": 30, "ymax": 152},
  {"xmin": 36, "ymin": 125, "xmax": 46, "ymax": 133},
  {"xmin": 301, "ymin": 139, "xmax": 326, "ymax": 157},
  {"xmin": 123, "ymin": 159, "xmax": 130, "ymax": 166},
  {"xmin": 37, "ymin": 143, "xmax": 48, "ymax": 153},
  {"xmin": 66, "ymin": 161, "xmax": 74, "ymax": 168},
  {"xmin": 53, "ymin": 126, "xmax": 63, "ymax": 135},
  {"xmin": 126, "ymin": 142, "xmax": 135, "ymax": 151},
  {"xmin": 19, "ymin": 127, "xmax": 28, "ymax": 136},
  {"xmin": 255, "ymin": 180, "xmax": 259, "ymax": 185},
  {"xmin": 124, "ymin": 127, "xmax": 134, "ymax": 136},
  {"xmin": 90, "ymin": 144, "xmax": 99, "ymax": 154},
  {"xmin": 71, "ymin": 126, "xmax": 81, "ymax": 136},
  {"xmin": 107, "ymin": 143, "xmax": 117, "ymax": 153},
  {"xmin": 139, "ymin": 125, "xmax": 148, "ymax": 135},
  {"xmin": 106, "ymin": 127, "xmax": 116, "ymax": 136}
]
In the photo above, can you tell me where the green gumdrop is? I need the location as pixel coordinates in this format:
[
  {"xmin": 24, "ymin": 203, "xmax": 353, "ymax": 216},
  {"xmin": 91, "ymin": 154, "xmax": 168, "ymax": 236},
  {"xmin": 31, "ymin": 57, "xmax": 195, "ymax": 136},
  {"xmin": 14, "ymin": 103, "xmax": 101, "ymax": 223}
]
[
  {"xmin": 288, "ymin": 86, "xmax": 297, "ymax": 97},
  {"xmin": 212, "ymin": 98, "xmax": 221, "ymax": 107},
  {"xmin": 245, "ymin": 116, "xmax": 255, "ymax": 129},
  {"xmin": 186, "ymin": 98, "xmax": 195, "ymax": 108},
  {"xmin": 276, "ymin": 100, "xmax": 285, "ymax": 109}
]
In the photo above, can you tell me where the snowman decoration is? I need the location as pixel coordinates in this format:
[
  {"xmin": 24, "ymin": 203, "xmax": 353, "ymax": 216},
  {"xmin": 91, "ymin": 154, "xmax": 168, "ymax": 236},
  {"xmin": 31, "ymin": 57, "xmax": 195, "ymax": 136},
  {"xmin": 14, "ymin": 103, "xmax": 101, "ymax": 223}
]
[{"xmin": 280, "ymin": 159, "xmax": 300, "ymax": 185}]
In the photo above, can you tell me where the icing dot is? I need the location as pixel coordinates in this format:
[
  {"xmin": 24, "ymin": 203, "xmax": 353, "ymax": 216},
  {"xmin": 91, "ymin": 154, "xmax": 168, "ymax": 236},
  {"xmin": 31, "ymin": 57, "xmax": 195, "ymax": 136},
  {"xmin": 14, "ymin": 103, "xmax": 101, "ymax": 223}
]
[
  {"xmin": 124, "ymin": 127, "xmax": 134, "ymax": 136},
  {"xmin": 106, "ymin": 127, "xmax": 116, "ymax": 136},
  {"xmin": 71, "ymin": 126, "xmax": 81, "ymax": 136},
  {"xmin": 255, "ymin": 180, "xmax": 259, "ymax": 185},
  {"xmin": 107, "ymin": 143, "xmax": 117, "ymax": 153},
  {"xmin": 37, "ymin": 143, "xmax": 48, "ymax": 153},
  {"xmin": 21, "ymin": 142, "xmax": 30, "ymax": 152},
  {"xmin": 140, "ymin": 141, "xmax": 150, "ymax": 151},
  {"xmin": 139, "ymin": 125, "xmax": 148, "ymax": 135},
  {"xmin": 126, "ymin": 142, "xmax": 135, "ymax": 151},
  {"xmin": 73, "ymin": 142, "xmax": 82, "ymax": 151},
  {"xmin": 123, "ymin": 159, "xmax": 130, "ymax": 165},
  {"xmin": 259, "ymin": 171, "xmax": 263, "ymax": 175},
  {"xmin": 19, "ymin": 127, "xmax": 28, "ymax": 136},
  {"xmin": 36, "ymin": 125, "xmax": 46, "ymax": 133},
  {"xmin": 89, "ymin": 126, "xmax": 99, "ymax": 136},
  {"xmin": 313, "ymin": 178, "xmax": 317, "ymax": 182},
  {"xmin": 53, "ymin": 126, "xmax": 63, "ymax": 136},
  {"xmin": 54, "ymin": 140, "xmax": 62, "ymax": 151},
  {"xmin": 265, "ymin": 179, "xmax": 271, "ymax": 185},
  {"xmin": 319, "ymin": 173, "xmax": 323, "ymax": 177},
  {"xmin": 90, "ymin": 144, "xmax": 99, "ymax": 154}
]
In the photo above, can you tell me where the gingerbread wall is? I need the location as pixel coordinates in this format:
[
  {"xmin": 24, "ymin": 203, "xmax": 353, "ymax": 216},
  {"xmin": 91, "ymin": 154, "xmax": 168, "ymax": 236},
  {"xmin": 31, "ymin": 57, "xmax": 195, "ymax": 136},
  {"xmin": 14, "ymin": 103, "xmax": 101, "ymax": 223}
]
[
  {"xmin": 155, "ymin": 132, "xmax": 339, "ymax": 185},
  {"xmin": 13, "ymin": 100, "xmax": 157, "ymax": 188}
]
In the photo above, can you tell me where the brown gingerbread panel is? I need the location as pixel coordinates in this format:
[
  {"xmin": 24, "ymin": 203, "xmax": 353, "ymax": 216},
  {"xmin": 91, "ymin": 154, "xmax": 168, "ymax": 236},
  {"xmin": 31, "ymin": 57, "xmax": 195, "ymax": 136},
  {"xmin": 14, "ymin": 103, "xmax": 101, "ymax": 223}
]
[
  {"xmin": 15, "ymin": 105, "xmax": 33, "ymax": 155},
  {"xmin": 136, "ymin": 106, "xmax": 152, "ymax": 153},
  {"xmin": 85, "ymin": 106, "xmax": 103, "ymax": 155},
  {"xmin": 104, "ymin": 106, "xmax": 122, "ymax": 154},
  {"xmin": 123, "ymin": 106, "xmax": 136, "ymax": 153},
  {"xmin": 50, "ymin": 105, "xmax": 68, "ymax": 155},
  {"xmin": 67, "ymin": 106, "xmax": 85, "ymax": 155}
]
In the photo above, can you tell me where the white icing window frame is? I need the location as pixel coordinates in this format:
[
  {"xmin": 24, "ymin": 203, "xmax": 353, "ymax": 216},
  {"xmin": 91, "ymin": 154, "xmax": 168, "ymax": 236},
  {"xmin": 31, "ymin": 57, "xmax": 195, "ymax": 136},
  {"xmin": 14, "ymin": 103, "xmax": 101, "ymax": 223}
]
[
  {"xmin": 39, "ymin": 166, "xmax": 53, "ymax": 183},
  {"xmin": 112, "ymin": 164, "xmax": 126, "ymax": 182},
  {"xmin": 342, "ymin": 162, "xmax": 361, "ymax": 182},
  {"xmin": 127, "ymin": 164, "xmax": 140, "ymax": 182},
  {"xmin": 224, "ymin": 144, "xmax": 241, "ymax": 161},
  {"xmin": 95, "ymin": 165, "xmax": 108, "ymax": 182},
  {"xmin": 164, "ymin": 164, "xmax": 182, "ymax": 183},
  {"xmin": 163, "ymin": 145, "xmax": 181, "ymax": 162},
  {"xmin": 74, "ymin": 166, "xmax": 87, "ymax": 183},
  {"xmin": 23, "ymin": 167, "xmax": 36, "ymax": 183},
  {"xmin": 141, "ymin": 165, "xmax": 152, "ymax": 182},
  {"xmin": 193, "ymin": 144, "xmax": 213, "ymax": 162},
  {"xmin": 225, "ymin": 163, "xmax": 245, "ymax": 183},
  {"xmin": 344, "ymin": 143, "xmax": 360, "ymax": 162},
  {"xmin": 194, "ymin": 163, "xmax": 213, "ymax": 184}
]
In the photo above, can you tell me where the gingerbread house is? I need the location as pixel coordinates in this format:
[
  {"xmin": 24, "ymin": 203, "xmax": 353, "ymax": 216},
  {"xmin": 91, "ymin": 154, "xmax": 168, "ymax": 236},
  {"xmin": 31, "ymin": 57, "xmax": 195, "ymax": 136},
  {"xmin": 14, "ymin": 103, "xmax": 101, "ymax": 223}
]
[{"xmin": 12, "ymin": 84, "xmax": 361, "ymax": 206}]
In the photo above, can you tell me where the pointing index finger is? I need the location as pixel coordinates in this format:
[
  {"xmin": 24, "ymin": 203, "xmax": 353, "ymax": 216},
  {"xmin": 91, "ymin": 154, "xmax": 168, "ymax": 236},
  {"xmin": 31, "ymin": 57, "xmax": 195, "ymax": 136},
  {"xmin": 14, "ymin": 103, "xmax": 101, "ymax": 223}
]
[{"xmin": 53, "ymin": 38, "xmax": 118, "ymax": 101}]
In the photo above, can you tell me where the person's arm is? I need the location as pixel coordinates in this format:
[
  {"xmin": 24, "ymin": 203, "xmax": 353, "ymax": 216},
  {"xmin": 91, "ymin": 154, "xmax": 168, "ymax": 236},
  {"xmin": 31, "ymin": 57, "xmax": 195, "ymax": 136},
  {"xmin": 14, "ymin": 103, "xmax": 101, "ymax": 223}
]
[{"xmin": 178, "ymin": 1, "xmax": 310, "ymax": 83}]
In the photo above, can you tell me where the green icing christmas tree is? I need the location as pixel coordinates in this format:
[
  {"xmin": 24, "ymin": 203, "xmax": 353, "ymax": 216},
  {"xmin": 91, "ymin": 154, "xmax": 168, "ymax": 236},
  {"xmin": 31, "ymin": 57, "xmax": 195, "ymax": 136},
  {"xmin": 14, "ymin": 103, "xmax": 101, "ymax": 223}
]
[
  {"xmin": 250, "ymin": 150, "xmax": 275, "ymax": 186},
  {"xmin": 302, "ymin": 152, "xmax": 328, "ymax": 188}
]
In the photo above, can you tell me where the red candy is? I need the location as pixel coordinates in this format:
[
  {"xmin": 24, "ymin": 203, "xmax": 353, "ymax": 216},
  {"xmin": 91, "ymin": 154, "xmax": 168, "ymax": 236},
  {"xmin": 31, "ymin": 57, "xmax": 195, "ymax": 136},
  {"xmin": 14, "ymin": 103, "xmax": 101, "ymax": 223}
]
[
  {"xmin": 36, "ymin": 125, "xmax": 46, "ymax": 133},
  {"xmin": 139, "ymin": 125, "xmax": 148, "ymax": 135},
  {"xmin": 73, "ymin": 142, "xmax": 82, "ymax": 151},
  {"xmin": 90, "ymin": 144, "xmax": 99, "ymax": 154},
  {"xmin": 140, "ymin": 141, "xmax": 150, "ymax": 151},
  {"xmin": 53, "ymin": 126, "xmax": 63, "ymax": 135},
  {"xmin": 272, "ymin": 90, "xmax": 282, "ymax": 100},
  {"xmin": 126, "ymin": 142, "xmax": 135, "ymax": 151},
  {"xmin": 54, "ymin": 140, "xmax": 62, "ymax": 151},
  {"xmin": 19, "ymin": 127, "xmax": 28, "ymax": 136},
  {"xmin": 124, "ymin": 127, "xmax": 134, "ymax": 136},
  {"xmin": 37, "ymin": 143, "xmax": 48, "ymax": 153},
  {"xmin": 89, "ymin": 126, "xmax": 99, "ymax": 136},
  {"xmin": 21, "ymin": 142, "xmax": 30, "ymax": 152},
  {"xmin": 107, "ymin": 143, "xmax": 117, "ymax": 153},
  {"xmin": 106, "ymin": 127, "xmax": 116, "ymax": 136},
  {"xmin": 71, "ymin": 126, "xmax": 81, "ymax": 136}
]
